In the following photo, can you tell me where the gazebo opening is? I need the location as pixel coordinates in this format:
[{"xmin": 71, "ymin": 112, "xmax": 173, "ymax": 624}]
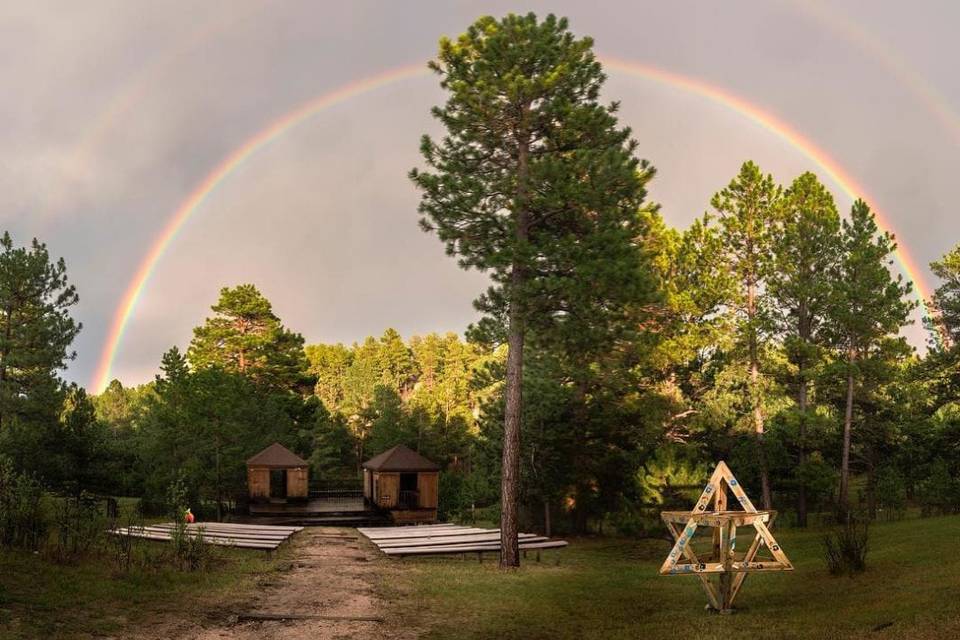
[
  {"xmin": 362, "ymin": 444, "xmax": 440, "ymax": 523},
  {"xmin": 246, "ymin": 442, "xmax": 309, "ymax": 504}
]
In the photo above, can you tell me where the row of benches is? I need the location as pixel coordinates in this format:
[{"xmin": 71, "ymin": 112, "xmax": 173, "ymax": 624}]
[
  {"xmin": 109, "ymin": 522, "xmax": 303, "ymax": 550},
  {"xmin": 358, "ymin": 523, "xmax": 568, "ymax": 558}
]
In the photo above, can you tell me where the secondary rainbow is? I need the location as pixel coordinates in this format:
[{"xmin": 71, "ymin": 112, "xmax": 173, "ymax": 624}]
[{"xmin": 92, "ymin": 57, "xmax": 935, "ymax": 392}]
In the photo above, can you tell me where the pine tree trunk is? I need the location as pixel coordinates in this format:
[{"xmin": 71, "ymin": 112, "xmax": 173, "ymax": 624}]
[
  {"xmin": 747, "ymin": 280, "xmax": 772, "ymax": 510},
  {"xmin": 839, "ymin": 352, "xmax": 856, "ymax": 514},
  {"xmin": 500, "ymin": 128, "xmax": 530, "ymax": 569},
  {"xmin": 796, "ymin": 300, "xmax": 809, "ymax": 527},
  {"xmin": 543, "ymin": 497, "xmax": 551, "ymax": 538},
  {"xmin": 797, "ymin": 368, "xmax": 807, "ymax": 527},
  {"xmin": 0, "ymin": 301, "xmax": 13, "ymax": 432},
  {"xmin": 216, "ymin": 442, "xmax": 223, "ymax": 522},
  {"xmin": 500, "ymin": 280, "xmax": 524, "ymax": 568},
  {"xmin": 797, "ymin": 361, "xmax": 808, "ymax": 527}
]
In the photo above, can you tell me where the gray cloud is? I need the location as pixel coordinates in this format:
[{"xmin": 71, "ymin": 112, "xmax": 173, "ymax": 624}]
[{"xmin": 0, "ymin": 1, "xmax": 954, "ymax": 387}]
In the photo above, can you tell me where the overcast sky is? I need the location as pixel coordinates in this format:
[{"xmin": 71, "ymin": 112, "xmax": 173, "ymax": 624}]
[{"xmin": 2, "ymin": 1, "xmax": 957, "ymax": 389}]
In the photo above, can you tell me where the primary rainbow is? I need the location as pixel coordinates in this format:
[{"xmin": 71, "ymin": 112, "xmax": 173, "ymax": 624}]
[{"xmin": 92, "ymin": 57, "xmax": 935, "ymax": 392}]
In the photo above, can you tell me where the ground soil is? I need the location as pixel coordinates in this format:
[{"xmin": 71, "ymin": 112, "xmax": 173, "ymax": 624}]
[{"xmin": 126, "ymin": 527, "xmax": 417, "ymax": 640}]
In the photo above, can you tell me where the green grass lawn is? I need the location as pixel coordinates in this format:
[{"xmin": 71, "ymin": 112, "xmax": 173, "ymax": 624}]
[
  {"xmin": 0, "ymin": 542, "xmax": 288, "ymax": 639},
  {"xmin": 386, "ymin": 514, "xmax": 960, "ymax": 640}
]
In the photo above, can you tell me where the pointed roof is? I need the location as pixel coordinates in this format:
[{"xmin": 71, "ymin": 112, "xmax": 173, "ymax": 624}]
[
  {"xmin": 362, "ymin": 444, "xmax": 439, "ymax": 472},
  {"xmin": 246, "ymin": 442, "xmax": 308, "ymax": 468}
]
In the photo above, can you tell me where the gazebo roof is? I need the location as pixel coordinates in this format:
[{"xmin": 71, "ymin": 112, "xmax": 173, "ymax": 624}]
[
  {"xmin": 246, "ymin": 442, "xmax": 308, "ymax": 468},
  {"xmin": 362, "ymin": 444, "xmax": 439, "ymax": 472}
]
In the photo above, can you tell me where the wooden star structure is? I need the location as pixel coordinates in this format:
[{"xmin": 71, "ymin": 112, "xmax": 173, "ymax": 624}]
[{"xmin": 658, "ymin": 460, "xmax": 792, "ymax": 613}]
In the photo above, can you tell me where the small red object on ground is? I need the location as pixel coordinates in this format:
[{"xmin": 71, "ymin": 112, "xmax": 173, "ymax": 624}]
[{"xmin": 185, "ymin": 508, "xmax": 195, "ymax": 524}]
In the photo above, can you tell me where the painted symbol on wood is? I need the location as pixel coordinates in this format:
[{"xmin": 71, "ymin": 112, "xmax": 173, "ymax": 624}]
[{"xmin": 658, "ymin": 460, "xmax": 793, "ymax": 613}]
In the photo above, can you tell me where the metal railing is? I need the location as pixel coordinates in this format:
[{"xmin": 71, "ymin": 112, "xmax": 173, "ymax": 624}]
[
  {"xmin": 398, "ymin": 490, "xmax": 420, "ymax": 509},
  {"xmin": 308, "ymin": 488, "xmax": 364, "ymax": 504}
]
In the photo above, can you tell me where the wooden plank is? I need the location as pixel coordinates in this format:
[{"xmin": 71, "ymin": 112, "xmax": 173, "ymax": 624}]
[
  {"xmin": 150, "ymin": 523, "xmax": 298, "ymax": 536},
  {"xmin": 145, "ymin": 528, "xmax": 292, "ymax": 541},
  {"xmin": 377, "ymin": 473, "xmax": 399, "ymax": 508},
  {"xmin": 361, "ymin": 528, "xmax": 491, "ymax": 541},
  {"xmin": 753, "ymin": 520, "xmax": 793, "ymax": 569},
  {"xmin": 376, "ymin": 533, "xmax": 542, "ymax": 549},
  {"xmin": 730, "ymin": 561, "xmax": 793, "ymax": 572},
  {"xmin": 381, "ymin": 537, "xmax": 550, "ymax": 554},
  {"xmin": 109, "ymin": 529, "xmax": 278, "ymax": 550},
  {"xmin": 667, "ymin": 562, "xmax": 725, "ymax": 574},
  {"xmin": 662, "ymin": 522, "xmax": 722, "ymax": 610},
  {"xmin": 384, "ymin": 540, "xmax": 567, "ymax": 556},
  {"xmin": 357, "ymin": 524, "xmax": 464, "ymax": 538},
  {"xmin": 374, "ymin": 532, "xmax": 537, "ymax": 546},
  {"xmin": 114, "ymin": 527, "xmax": 287, "ymax": 548},
  {"xmin": 659, "ymin": 520, "xmax": 698, "ymax": 575},
  {"xmin": 358, "ymin": 523, "xmax": 457, "ymax": 533},
  {"xmin": 363, "ymin": 529, "xmax": 489, "ymax": 541},
  {"xmin": 417, "ymin": 472, "xmax": 439, "ymax": 509},
  {"xmin": 150, "ymin": 522, "xmax": 303, "ymax": 536},
  {"xmin": 139, "ymin": 525, "xmax": 292, "ymax": 539},
  {"xmin": 112, "ymin": 529, "xmax": 282, "ymax": 548}
]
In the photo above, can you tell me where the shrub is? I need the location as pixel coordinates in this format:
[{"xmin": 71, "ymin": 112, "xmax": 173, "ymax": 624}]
[
  {"xmin": 917, "ymin": 459, "xmax": 959, "ymax": 517},
  {"xmin": 0, "ymin": 457, "xmax": 47, "ymax": 550},
  {"xmin": 165, "ymin": 476, "xmax": 214, "ymax": 571},
  {"xmin": 874, "ymin": 467, "xmax": 907, "ymax": 520},
  {"xmin": 53, "ymin": 494, "xmax": 106, "ymax": 563},
  {"xmin": 107, "ymin": 502, "xmax": 144, "ymax": 573},
  {"xmin": 823, "ymin": 516, "xmax": 869, "ymax": 576}
]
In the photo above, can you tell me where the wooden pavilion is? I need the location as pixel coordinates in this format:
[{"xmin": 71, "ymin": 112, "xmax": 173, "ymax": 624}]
[
  {"xmin": 246, "ymin": 443, "xmax": 309, "ymax": 503},
  {"xmin": 363, "ymin": 445, "xmax": 439, "ymax": 524}
]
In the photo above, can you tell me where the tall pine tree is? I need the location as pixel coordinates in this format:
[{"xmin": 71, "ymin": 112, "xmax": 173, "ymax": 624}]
[
  {"xmin": 828, "ymin": 200, "xmax": 914, "ymax": 512},
  {"xmin": 188, "ymin": 284, "xmax": 307, "ymax": 393},
  {"xmin": 411, "ymin": 13, "xmax": 653, "ymax": 566},
  {"xmin": 0, "ymin": 232, "xmax": 80, "ymax": 441},
  {"xmin": 768, "ymin": 172, "xmax": 841, "ymax": 526},
  {"xmin": 709, "ymin": 161, "xmax": 781, "ymax": 509}
]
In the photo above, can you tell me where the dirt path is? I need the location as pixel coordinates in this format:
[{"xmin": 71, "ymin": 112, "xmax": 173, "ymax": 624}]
[{"xmin": 132, "ymin": 527, "xmax": 416, "ymax": 640}]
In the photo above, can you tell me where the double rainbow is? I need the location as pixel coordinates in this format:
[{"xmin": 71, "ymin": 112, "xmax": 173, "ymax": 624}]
[{"xmin": 92, "ymin": 57, "xmax": 934, "ymax": 392}]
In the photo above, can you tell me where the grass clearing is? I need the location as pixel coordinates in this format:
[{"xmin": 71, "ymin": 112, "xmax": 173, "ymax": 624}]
[
  {"xmin": 386, "ymin": 514, "xmax": 960, "ymax": 640},
  {"xmin": 0, "ymin": 540, "xmax": 290, "ymax": 639}
]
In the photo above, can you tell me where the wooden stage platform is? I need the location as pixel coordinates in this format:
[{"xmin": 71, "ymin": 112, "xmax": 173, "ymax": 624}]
[{"xmin": 246, "ymin": 496, "xmax": 389, "ymax": 527}]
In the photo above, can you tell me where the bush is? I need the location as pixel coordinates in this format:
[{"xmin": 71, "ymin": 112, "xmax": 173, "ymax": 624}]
[
  {"xmin": 53, "ymin": 494, "xmax": 106, "ymax": 563},
  {"xmin": 823, "ymin": 516, "xmax": 869, "ymax": 576},
  {"xmin": 166, "ymin": 476, "xmax": 214, "ymax": 571},
  {"xmin": 918, "ymin": 459, "xmax": 959, "ymax": 517},
  {"xmin": 0, "ymin": 457, "xmax": 47, "ymax": 550},
  {"xmin": 107, "ymin": 502, "xmax": 145, "ymax": 573},
  {"xmin": 874, "ymin": 467, "xmax": 907, "ymax": 520},
  {"xmin": 603, "ymin": 502, "xmax": 668, "ymax": 539}
]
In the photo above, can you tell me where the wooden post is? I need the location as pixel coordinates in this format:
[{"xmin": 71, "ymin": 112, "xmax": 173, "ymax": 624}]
[{"xmin": 659, "ymin": 461, "xmax": 792, "ymax": 614}]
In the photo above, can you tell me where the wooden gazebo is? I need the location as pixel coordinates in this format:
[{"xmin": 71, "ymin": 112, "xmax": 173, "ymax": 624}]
[
  {"xmin": 246, "ymin": 443, "xmax": 309, "ymax": 503},
  {"xmin": 362, "ymin": 445, "xmax": 439, "ymax": 523}
]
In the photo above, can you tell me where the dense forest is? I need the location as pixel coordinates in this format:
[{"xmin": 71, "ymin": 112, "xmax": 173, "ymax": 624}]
[
  {"xmin": 0, "ymin": 169, "xmax": 957, "ymax": 538},
  {"xmin": 2, "ymin": 13, "xmax": 959, "ymax": 557}
]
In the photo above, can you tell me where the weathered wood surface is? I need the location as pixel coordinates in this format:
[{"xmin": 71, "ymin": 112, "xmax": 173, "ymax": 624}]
[
  {"xmin": 362, "ymin": 527, "xmax": 493, "ymax": 541},
  {"xmin": 110, "ymin": 528, "xmax": 279, "ymax": 550},
  {"xmin": 659, "ymin": 461, "xmax": 792, "ymax": 613},
  {"xmin": 360, "ymin": 523, "xmax": 568, "ymax": 558},
  {"xmin": 109, "ymin": 522, "xmax": 301, "ymax": 550},
  {"xmin": 383, "ymin": 540, "xmax": 568, "ymax": 557},
  {"xmin": 377, "ymin": 533, "xmax": 544, "ymax": 549},
  {"xmin": 357, "ymin": 523, "xmax": 458, "ymax": 536}
]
